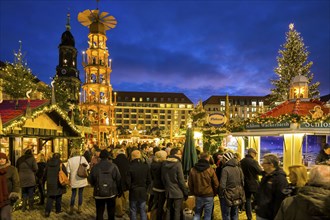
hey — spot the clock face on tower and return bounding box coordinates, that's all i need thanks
[61,69,67,75]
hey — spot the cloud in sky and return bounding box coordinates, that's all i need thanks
[0,0,329,104]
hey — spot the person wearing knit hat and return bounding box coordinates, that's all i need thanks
[0,152,8,161]
[219,150,245,220]
[223,152,235,162]
[88,148,121,220]
[0,152,20,219]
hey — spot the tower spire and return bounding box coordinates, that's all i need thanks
[66,12,71,31]
[96,0,99,9]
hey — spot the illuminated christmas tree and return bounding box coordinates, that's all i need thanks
[269,23,320,105]
[0,41,38,103]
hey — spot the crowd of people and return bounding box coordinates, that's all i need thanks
[0,141,329,220]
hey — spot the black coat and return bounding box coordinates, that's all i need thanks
[45,158,67,196]
[89,159,121,198]
[113,154,130,191]
[150,161,164,190]
[127,159,151,202]
[315,150,330,165]
[256,168,288,220]
[240,154,262,193]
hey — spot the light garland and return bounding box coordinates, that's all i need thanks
[3,104,82,136]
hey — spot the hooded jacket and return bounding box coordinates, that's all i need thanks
[256,168,288,220]
[188,159,219,197]
[161,156,188,199]
[275,185,330,220]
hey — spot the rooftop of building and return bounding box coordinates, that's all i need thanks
[115,91,193,104]
[203,94,270,106]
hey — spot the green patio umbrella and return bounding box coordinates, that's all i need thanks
[182,127,198,178]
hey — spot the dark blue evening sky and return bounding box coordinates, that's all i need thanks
[0,0,329,104]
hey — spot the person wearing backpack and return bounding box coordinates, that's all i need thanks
[89,149,121,220]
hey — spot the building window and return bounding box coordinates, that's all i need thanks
[252,101,257,106]
[220,101,225,106]
[139,97,143,102]
[132,97,136,101]
[179,104,185,108]
[146,97,150,101]
[154,97,157,101]
[166,104,171,108]
[153,110,158,113]
[124,109,129,112]
[138,109,144,113]
[259,101,264,107]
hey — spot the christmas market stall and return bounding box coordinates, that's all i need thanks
[0,99,82,165]
[229,76,330,173]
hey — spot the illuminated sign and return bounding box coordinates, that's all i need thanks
[246,122,290,129]
[208,113,227,127]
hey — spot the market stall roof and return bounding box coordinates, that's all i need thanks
[0,99,82,137]
[0,100,49,124]
[261,99,330,117]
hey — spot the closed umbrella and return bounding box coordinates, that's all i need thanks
[182,127,198,178]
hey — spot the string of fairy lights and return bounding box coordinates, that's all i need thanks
[2,104,83,137]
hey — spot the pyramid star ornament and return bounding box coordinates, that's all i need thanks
[289,23,294,30]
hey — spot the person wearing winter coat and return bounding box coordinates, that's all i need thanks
[127,150,151,220]
[0,152,20,220]
[67,148,89,214]
[44,153,67,217]
[240,148,262,220]
[256,153,288,220]
[112,148,130,218]
[161,148,188,220]
[315,143,330,165]
[150,150,167,220]
[188,152,219,220]
[16,148,38,211]
[219,152,245,220]
[275,165,330,220]
[89,149,121,220]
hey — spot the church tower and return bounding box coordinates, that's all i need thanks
[55,13,81,108]
[78,8,117,147]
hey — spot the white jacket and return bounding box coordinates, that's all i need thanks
[67,155,90,188]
